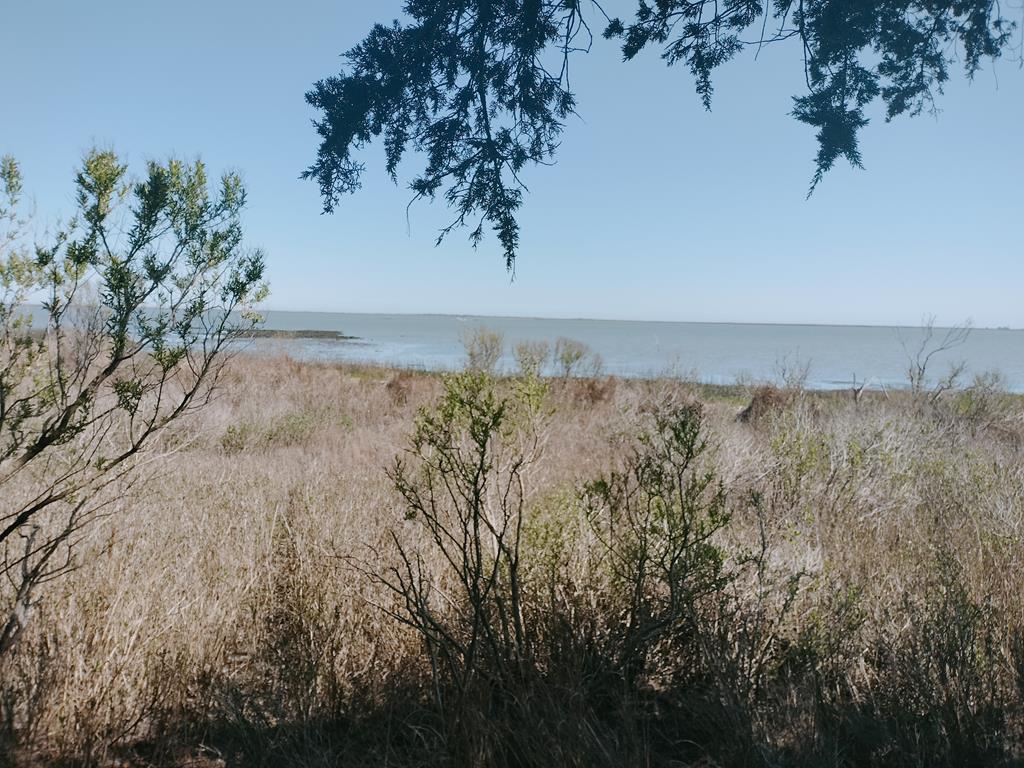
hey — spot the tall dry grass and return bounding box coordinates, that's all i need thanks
[1,355,1023,767]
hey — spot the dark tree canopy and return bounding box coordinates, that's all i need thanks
[304,0,1016,269]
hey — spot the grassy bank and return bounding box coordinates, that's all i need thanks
[2,354,1024,767]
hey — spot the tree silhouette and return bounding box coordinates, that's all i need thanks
[304,0,1015,269]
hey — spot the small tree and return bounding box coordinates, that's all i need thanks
[513,339,550,377]
[582,400,730,686]
[0,150,266,655]
[553,337,586,379]
[378,371,548,736]
[898,315,972,401]
[460,326,504,374]
[553,336,607,380]
[773,351,812,392]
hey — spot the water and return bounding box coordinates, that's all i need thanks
[249,311,1024,392]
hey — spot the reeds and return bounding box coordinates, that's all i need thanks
[2,354,1022,767]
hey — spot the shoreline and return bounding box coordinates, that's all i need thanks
[231,351,1024,400]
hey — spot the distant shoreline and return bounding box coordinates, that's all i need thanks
[258,308,1020,333]
[249,329,358,341]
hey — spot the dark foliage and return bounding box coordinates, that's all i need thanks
[305,0,1015,268]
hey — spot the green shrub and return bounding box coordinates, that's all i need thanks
[582,400,730,685]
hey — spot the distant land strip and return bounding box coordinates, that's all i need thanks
[249,329,358,341]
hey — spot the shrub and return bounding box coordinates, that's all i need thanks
[220,409,333,453]
[460,326,504,373]
[378,371,547,749]
[513,339,550,377]
[737,385,793,424]
[385,370,416,405]
[953,370,1013,431]
[553,337,588,378]
[899,315,972,402]
[583,400,730,687]
[773,351,812,391]
[0,150,265,658]
[575,374,617,405]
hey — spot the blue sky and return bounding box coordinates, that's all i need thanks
[3,1,1022,326]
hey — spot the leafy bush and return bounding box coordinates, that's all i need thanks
[379,372,547,746]
[0,150,265,657]
[583,400,730,687]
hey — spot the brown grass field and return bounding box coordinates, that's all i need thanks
[3,353,1024,767]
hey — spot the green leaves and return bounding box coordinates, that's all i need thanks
[583,399,731,683]
[113,378,144,414]
[607,0,1013,195]
[0,156,22,210]
[1,147,267,541]
[59,151,266,364]
[412,370,507,457]
[0,148,268,617]
[76,150,128,235]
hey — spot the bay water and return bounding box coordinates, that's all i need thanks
[252,311,1024,392]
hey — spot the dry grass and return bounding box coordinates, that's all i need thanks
[2,353,1024,767]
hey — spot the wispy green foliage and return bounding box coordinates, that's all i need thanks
[0,149,266,656]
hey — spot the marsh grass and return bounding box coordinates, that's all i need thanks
[2,354,1024,766]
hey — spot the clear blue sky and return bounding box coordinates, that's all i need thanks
[3,1,1022,326]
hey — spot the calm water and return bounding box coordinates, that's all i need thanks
[248,311,1024,392]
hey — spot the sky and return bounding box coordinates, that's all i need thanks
[2,1,1022,327]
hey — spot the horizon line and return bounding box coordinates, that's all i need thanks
[259,307,1016,333]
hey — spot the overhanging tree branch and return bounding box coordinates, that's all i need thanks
[305,0,1015,267]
